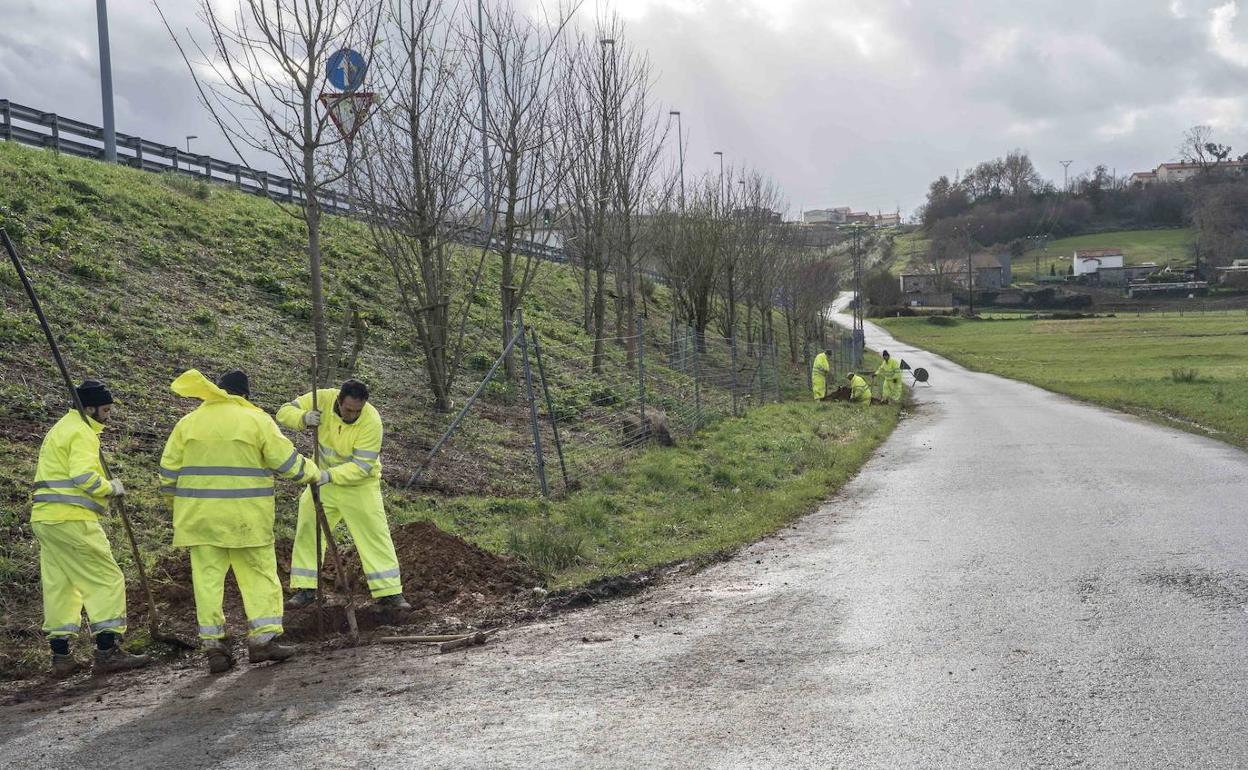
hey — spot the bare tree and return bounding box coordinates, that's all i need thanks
[1180,125,1217,172]
[161,0,381,379]
[655,176,721,350]
[354,0,483,412]
[473,0,579,379]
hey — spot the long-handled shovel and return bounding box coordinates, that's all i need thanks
[2,228,193,650]
[309,357,359,645]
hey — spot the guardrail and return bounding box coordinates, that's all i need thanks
[0,98,568,263]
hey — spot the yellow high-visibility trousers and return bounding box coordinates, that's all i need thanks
[33,520,128,638]
[882,376,904,402]
[289,483,402,598]
[189,544,284,640]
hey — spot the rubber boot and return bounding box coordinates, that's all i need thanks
[284,589,316,610]
[94,647,152,675]
[376,594,412,610]
[204,640,234,675]
[248,637,296,665]
[51,653,86,678]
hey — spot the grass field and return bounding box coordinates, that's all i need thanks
[878,314,1248,445]
[1016,228,1194,281]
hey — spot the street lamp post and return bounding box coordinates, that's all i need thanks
[668,110,685,211]
[95,0,117,162]
[713,150,724,211]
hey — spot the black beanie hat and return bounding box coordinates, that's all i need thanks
[216,369,251,398]
[76,380,114,408]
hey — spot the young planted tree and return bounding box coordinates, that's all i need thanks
[354,0,483,412]
[162,0,381,380]
[656,176,721,351]
[473,0,579,380]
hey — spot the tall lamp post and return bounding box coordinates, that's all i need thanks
[713,150,724,210]
[96,0,117,162]
[668,110,685,211]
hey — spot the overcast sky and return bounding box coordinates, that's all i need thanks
[4,0,1248,218]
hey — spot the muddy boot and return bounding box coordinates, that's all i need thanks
[203,640,234,675]
[248,637,296,665]
[375,594,412,610]
[51,653,86,679]
[284,589,316,610]
[93,647,152,675]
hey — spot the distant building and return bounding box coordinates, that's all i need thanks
[874,212,901,228]
[802,207,850,225]
[845,211,874,225]
[1072,248,1125,277]
[1127,161,1248,187]
[899,253,1012,293]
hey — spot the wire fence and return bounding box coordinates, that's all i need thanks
[402,312,840,498]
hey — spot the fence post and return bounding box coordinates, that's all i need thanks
[531,329,569,492]
[803,338,812,393]
[517,310,549,498]
[693,327,702,430]
[1,100,10,142]
[132,137,143,168]
[233,165,242,189]
[730,332,740,417]
[637,316,647,425]
[48,113,60,154]
[769,330,782,403]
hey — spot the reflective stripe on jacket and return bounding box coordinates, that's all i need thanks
[277,388,383,486]
[875,357,903,381]
[31,411,117,522]
[162,370,319,548]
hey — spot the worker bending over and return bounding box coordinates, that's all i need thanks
[874,350,904,404]
[811,348,832,401]
[280,380,410,610]
[847,371,872,405]
[31,379,151,677]
[161,370,320,674]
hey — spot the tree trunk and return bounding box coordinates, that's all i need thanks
[591,266,607,373]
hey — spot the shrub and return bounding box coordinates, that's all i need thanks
[927,315,959,327]
[1170,368,1200,383]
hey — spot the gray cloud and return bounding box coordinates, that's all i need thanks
[3,0,1248,216]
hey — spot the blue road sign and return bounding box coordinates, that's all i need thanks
[326,48,367,92]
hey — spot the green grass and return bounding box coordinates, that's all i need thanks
[387,399,899,589]
[890,231,931,275]
[1015,228,1194,281]
[879,314,1248,445]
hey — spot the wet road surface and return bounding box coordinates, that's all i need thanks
[4,317,1248,768]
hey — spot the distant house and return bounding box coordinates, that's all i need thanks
[874,212,901,228]
[899,253,1012,293]
[845,211,874,225]
[1127,161,1248,187]
[1215,259,1248,288]
[1072,248,1124,277]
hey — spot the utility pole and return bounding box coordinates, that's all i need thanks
[668,111,685,211]
[96,0,117,162]
[475,0,494,238]
[851,224,865,368]
[1060,160,1073,193]
[713,150,725,210]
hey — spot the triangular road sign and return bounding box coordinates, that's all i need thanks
[319,91,374,143]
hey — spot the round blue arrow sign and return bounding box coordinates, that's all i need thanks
[326,48,367,92]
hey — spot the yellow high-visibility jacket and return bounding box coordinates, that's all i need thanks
[160,370,319,548]
[848,374,872,404]
[875,357,902,381]
[277,388,383,487]
[31,410,118,522]
[811,352,831,401]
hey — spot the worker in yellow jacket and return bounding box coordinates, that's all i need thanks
[279,380,409,610]
[160,369,320,674]
[811,349,832,401]
[874,350,904,403]
[847,372,872,405]
[31,379,151,677]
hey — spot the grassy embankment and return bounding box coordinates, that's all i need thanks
[879,314,1248,445]
[0,141,899,674]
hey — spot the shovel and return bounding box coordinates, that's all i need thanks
[3,228,194,650]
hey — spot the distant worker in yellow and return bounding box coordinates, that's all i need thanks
[874,350,904,404]
[279,380,410,610]
[847,371,872,405]
[811,348,832,400]
[31,379,151,677]
[160,369,320,674]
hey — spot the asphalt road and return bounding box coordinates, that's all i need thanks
[5,316,1248,768]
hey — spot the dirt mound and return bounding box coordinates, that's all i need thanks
[135,521,544,643]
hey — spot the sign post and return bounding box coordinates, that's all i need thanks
[321,48,372,213]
